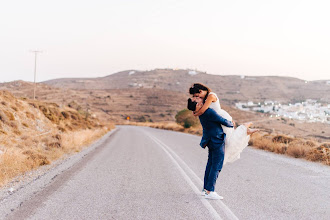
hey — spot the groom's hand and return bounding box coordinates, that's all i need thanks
[232,120,236,128]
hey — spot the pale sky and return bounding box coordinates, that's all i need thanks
[0,0,329,82]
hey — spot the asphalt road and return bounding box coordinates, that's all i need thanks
[2,126,330,219]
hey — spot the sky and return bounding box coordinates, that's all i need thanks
[0,0,329,82]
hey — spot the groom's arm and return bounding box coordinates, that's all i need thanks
[205,109,234,127]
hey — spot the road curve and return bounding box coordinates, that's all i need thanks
[2,126,330,219]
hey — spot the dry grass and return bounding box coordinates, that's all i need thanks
[0,90,115,187]
[0,128,111,187]
[127,121,202,135]
[249,133,329,165]
[61,128,111,154]
[131,121,329,166]
[0,149,35,186]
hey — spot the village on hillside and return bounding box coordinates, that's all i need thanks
[236,99,330,124]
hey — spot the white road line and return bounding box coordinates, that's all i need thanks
[146,132,239,220]
[146,133,222,220]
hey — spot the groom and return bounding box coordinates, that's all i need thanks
[187,97,233,200]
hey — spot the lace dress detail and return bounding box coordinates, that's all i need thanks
[208,92,249,165]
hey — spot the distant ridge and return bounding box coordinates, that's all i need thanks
[43,69,330,103]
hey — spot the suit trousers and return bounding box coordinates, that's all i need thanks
[203,141,225,192]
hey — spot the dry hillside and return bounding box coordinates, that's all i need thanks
[0,90,113,186]
[0,80,329,142]
[0,81,188,122]
[44,69,330,104]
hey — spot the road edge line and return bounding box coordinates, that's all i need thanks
[146,132,222,220]
[147,132,239,220]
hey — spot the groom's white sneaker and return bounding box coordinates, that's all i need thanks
[201,189,206,196]
[205,192,224,200]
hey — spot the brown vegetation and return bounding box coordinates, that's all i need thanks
[249,133,329,165]
[0,90,114,187]
[0,74,328,174]
[128,121,202,136]
[175,109,200,128]
[131,121,329,166]
[0,80,329,144]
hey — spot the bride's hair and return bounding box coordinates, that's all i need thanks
[189,83,211,102]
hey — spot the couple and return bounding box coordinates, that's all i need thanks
[187,83,258,200]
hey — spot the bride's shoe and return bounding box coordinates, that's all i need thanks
[243,122,253,128]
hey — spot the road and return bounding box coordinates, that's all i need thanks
[2,126,330,219]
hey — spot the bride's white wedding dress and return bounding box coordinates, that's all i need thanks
[208,92,250,165]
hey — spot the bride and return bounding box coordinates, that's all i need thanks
[189,83,258,164]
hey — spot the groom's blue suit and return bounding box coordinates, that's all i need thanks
[198,108,233,192]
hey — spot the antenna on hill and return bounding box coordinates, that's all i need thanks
[30,50,42,100]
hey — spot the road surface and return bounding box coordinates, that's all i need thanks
[1,126,330,219]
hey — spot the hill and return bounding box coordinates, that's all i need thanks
[0,81,188,122]
[1,80,329,142]
[43,69,330,104]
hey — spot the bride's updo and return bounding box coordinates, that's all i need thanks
[189,83,211,102]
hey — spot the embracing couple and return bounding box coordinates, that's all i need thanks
[187,83,258,200]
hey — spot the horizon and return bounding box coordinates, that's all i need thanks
[2,68,330,83]
[1,0,330,82]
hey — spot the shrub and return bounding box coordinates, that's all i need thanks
[175,109,199,128]
[305,140,317,147]
[137,116,147,122]
[23,150,50,166]
[25,111,35,119]
[13,129,21,135]
[272,135,294,144]
[61,111,70,119]
[306,144,329,165]
[286,145,307,158]
[67,101,83,111]
[0,111,8,123]
[5,111,15,121]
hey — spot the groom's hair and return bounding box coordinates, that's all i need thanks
[187,98,197,111]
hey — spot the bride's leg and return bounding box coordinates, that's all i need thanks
[247,128,259,135]
[243,122,259,135]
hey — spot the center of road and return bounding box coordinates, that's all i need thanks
[145,131,239,220]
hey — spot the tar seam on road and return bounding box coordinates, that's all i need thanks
[145,131,239,220]
[5,129,120,220]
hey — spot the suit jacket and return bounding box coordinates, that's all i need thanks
[199,108,234,148]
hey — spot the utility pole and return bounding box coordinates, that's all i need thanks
[30,50,42,100]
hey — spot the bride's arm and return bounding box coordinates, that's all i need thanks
[193,94,217,116]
